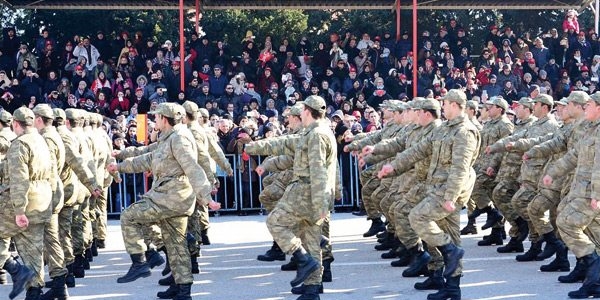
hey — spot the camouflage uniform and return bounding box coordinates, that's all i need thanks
[116,103,212,286]
[0,113,16,160]
[245,101,337,287]
[0,108,53,291]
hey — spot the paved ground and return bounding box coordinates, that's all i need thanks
[1,212,579,299]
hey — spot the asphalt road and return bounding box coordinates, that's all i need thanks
[0,212,579,299]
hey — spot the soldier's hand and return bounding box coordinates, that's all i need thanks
[378,164,394,179]
[114,177,122,184]
[15,214,29,228]
[255,166,265,176]
[362,146,374,156]
[107,162,118,173]
[344,134,354,143]
[486,167,496,177]
[343,145,351,153]
[208,200,221,211]
[351,150,358,157]
[506,142,515,150]
[485,146,492,155]
[358,158,366,168]
[542,175,553,186]
[522,153,529,161]
[227,169,234,177]
[111,150,121,157]
[92,188,102,198]
[443,200,456,212]
[592,199,600,210]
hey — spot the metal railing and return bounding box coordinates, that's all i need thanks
[107,153,363,216]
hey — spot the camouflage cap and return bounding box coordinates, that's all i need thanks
[285,103,304,116]
[65,108,84,120]
[53,108,66,120]
[386,100,407,112]
[517,97,534,109]
[95,113,105,124]
[419,99,442,111]
[440,89,467,106]
[32,103,55,119]
[198,108,210,118]
[533,94,554,107]
[407,100,420,110]
[13,107,35,125]
[567,91,590,105]
[488,96,509,110]
[81,110,91,122]
[301,95,327,113]
[590,92,600,104]
[182,100,199,115]
[149,103,185,120]
[555,97,569,106]
[0,110,13,123]
[379,99,390,109]
[466,100,479,111]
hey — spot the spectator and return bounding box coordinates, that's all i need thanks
[73,36,101,71]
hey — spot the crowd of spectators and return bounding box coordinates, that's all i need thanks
[0,9,595,155]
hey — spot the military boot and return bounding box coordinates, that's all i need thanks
[65,264,75,288]
[477,227,504,246]
[157,283,179,299]
[460,217,477,235]
[480,206,503,230]
[24,286,42,300]
[117,253,151,283]
[514,217,529,242]
[497,237,524,253]
[72,255,85,278]
[427,275,461,300]
[160,247,171,276]
[158,274,174,286]
[322,258,333,282]
[391,249,412,267]
[257,241,286,261]
[40,275,69,300]
[173,283,192,300]
[290,247,319,287]
[96,239,106,249]
[85,248,93,263]
[560,258,587,283]
[295,284,321,300]
[516,241,543,262]
[414,268,444,290]
[537,231,565,261]
[402,247,431,277]
[438,243,465,277]
[0,269,6,284]
[3,256,35,299]
[382,242,405,259]
[291,283,324,295]
[281,257,298,271]
[200,229,211,245]
[540,246,570,272]
[374,236,400,251]
[568,252,600,299]
[376,231,389,240]
[145,248,165,269]
[191,254,199,274]
[91,238,99,257]
[363,217,386,237]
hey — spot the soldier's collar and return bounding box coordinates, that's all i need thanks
[446,114,467,126]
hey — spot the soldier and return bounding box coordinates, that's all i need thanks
[0,107,53,299]
[466,100,483,131]
[107,103,217,300]
[466,96,513,244]
[544,92,600,299]
[378,89,481,299]
[245,95,337,300]
[0,110,15,285]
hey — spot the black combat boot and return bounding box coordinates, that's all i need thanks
[414,268,444,290]
[427,275,461,300]
[537,231,566,261]
[568,252,600,299]
[374,236,400,251]
[85,248,93,263]
[24,286,42,300]
[391,250,412,267]
[257,241,286,261]
[363,217,386,237]
[0,269,6,284]
[438,243,465,277]
[516,241,543,262]
[382,242,406,259]
[200,229,211,245]
[281,257,298,271]
[191,254,199,274]
[540,245,570,272]
[117,253,151,283]
[460,217,477,235]
[497,237,524,253]
[376,231,389,240]
[72,255,85,278]
[477,227,504,246]
[3,256,35,299]
[96,239,106,249]
[173,283,192,300]
[290,247,319,287]
[40,275,69,300]
[158,274,174,286]
[480,206,503,230]
[65,264,75,288]
[160,247,171,276]
[560,258,587,283]
[322,258,333,282]
[295,284,321,300]
[145,248,165,269]
[157,283,179,299]
[514,217,529,242]
[402,246,432,277]
[91,238,98,257]
[291,283,324,295]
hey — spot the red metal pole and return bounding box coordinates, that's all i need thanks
[395,0,401,41]
[195,0,200,34]
[412,0,418,98]
[179,0,186,92]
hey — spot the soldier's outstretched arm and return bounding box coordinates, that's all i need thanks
[261,155,294,173]
[521,133,564,158]
[116,143,158,160]
[245,134,301,156]
[510,132,555,152]
[118,152,153,175]
[545,146,578,179]
[389,135,433,176]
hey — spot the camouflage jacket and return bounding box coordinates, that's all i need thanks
[189,121,216,185]
[470,115,483,131]
[474,114,514,174]
[364,123,417,165]
[56,125,99,195]
[245,119,337,222]
[386,114,481,204]
[1,128,53,223]
[117,124,212,216]
[93,127,119,187]
[0,127,16,160]
[549,119,600,200]
[202,124,234,175]
[494,115,537,182]
[71,127,98,190]
[40,126,66,212]
[346,122,404,152]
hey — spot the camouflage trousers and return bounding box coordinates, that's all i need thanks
[408,169,475,278]
[371,177,394,227]
[321,215,333,261]
[528,187,561,237]
[493,180,520,238]
[72,186,93,256]
[44,213,67,278]
[381,170,416,234]
[187,201,210,245]
[471,172,496,210]
[58,179,80,265]
[259,175,286,213]
[92,188,109,241]
[360,167,382,220]
[0,218,46,289]
[511,183,541,242]
[557,196,600,258]
[121,199,193,284]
